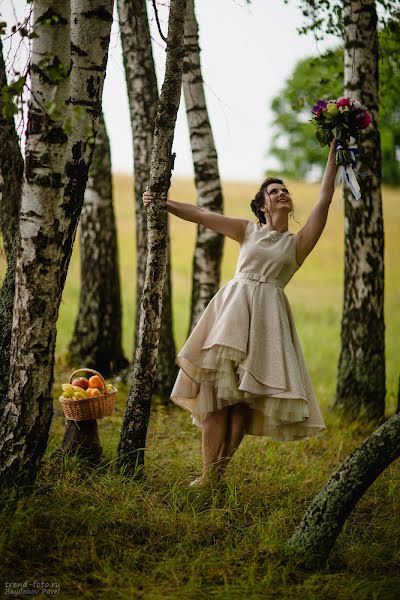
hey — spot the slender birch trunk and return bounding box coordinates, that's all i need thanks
[0,0,113,490]
[334,0,385,421]
[117,0,187,475]
[0,0,71,489]
[287,412,400,564]
[117,0,177,399]
[0,38,24,260]
[0,39,24,403]
[59,0,114,289]
[183,0,224,334]
[68,112,127,376]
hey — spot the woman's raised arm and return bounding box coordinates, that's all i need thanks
[296,139,338,265]
[143,192,248,243]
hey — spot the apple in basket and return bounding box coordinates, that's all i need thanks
[71,377,89,390]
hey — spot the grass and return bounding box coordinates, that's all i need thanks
[0,176,400,598]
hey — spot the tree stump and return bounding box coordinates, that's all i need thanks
[59,419,102,463]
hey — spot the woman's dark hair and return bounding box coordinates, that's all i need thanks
[250,177,285,225]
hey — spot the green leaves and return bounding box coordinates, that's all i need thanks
[1,76,26,118]
[37,54,69,83]
[268,26,400,184]
[293,0,398,39]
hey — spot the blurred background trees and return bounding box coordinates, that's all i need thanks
[269,22,400,185]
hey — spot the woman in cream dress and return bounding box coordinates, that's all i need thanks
[143,140,337,487]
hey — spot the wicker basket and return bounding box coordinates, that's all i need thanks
[59,368,117,421]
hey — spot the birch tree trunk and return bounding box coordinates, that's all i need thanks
[117,0,177,399]
[59,0,114,289]
[183,0,224,334]
[68,112,127,376]
[0,38,24,260]
[0,39,24,404]
[117,0,187,475]
[334,0,385,421]
[0,0,113,490]
[287,412,400,565]
[0,0,71,489]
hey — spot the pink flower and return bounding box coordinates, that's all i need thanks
[337,97,351,107]
[356,109,371,128]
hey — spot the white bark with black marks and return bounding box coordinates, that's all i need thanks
[117,0,187,474]
[68,112,127,375]
[117,0,177,398]
[335,0,385,421]
[0,0,114,490]
[183,0,224,334]
[288,412,400,564]
[0,0,71,488]
[60,0,114,287]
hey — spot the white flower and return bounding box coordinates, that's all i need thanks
[350,98,361,108]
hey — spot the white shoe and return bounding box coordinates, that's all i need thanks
[189,472,220,488]
[189,475,208,488]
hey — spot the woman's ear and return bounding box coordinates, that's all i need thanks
[261,194,269,214]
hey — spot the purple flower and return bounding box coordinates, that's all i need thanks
[312,99,328,117]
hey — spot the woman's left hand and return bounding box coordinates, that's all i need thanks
[143,190,152,207]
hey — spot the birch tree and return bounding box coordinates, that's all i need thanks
[0,0,113,490]
[68,112,127,376]
[183,0,224,334]
[117,0,187,475]
[334,0,385,421]
[287,412,400,564]
[117,0,177,399]
[0,0,72,489]
[59,0,113,289]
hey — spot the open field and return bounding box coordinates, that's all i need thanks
[1,176,399,599]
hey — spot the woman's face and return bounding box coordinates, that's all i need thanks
[262,183,293,218]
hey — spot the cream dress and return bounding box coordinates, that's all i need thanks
[170,221,326,441]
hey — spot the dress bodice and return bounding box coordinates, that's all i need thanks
[235,221,300,288]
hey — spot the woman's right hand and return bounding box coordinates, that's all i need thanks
[142,190,152,207]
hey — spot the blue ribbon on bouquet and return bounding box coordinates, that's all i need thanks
[334,142,361,206]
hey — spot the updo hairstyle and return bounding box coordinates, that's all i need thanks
[250,177,285,225]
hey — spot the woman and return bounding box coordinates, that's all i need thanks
[143,139,338,487]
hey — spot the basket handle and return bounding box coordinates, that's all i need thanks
[69,368,106,393]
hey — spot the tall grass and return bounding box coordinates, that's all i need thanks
[0,177,399,598]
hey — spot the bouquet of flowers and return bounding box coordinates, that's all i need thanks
[311,97,372,200]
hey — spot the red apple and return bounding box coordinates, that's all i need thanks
[72,377,89,390]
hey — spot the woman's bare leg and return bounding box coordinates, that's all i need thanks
[217,402,250,476]
[201,406,229,478]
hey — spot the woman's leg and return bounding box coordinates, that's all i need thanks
[217,402,250,476]
[200,406,229,479]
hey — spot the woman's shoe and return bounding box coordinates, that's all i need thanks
[189,475,208,488]
[189,470,220,488]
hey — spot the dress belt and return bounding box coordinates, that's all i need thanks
[234,272,285,289]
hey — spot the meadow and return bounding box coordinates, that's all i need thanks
[0,176,399,599]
